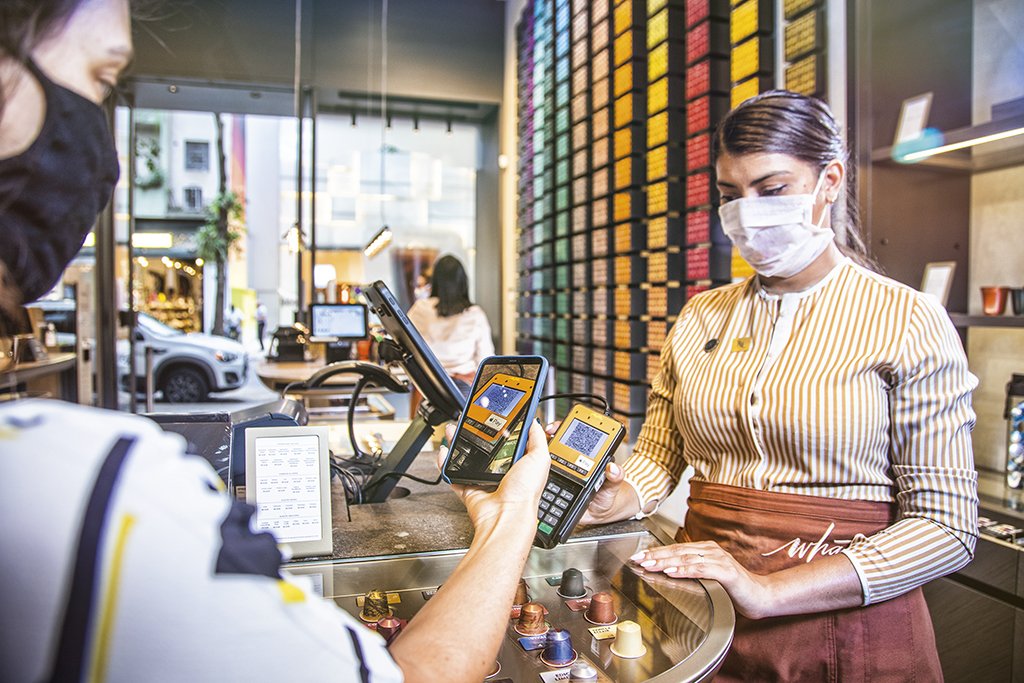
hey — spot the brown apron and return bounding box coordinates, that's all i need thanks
[678,481,943,682]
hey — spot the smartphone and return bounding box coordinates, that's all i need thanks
[535,404,625,549]
[442,355,549,487]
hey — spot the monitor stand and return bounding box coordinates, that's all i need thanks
[361,400,448,503]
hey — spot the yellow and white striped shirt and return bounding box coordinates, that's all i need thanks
[624,258,979,604]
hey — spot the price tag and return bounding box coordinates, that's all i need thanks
[565,597,591,612]
[588,625,617,640]
[518,635,548,651]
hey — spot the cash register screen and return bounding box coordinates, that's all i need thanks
[309,303,367,341]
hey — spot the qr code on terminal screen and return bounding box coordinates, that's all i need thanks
[564,422,602,457]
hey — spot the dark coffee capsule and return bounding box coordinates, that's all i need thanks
[513,578,530,606]
[360,589,390,622]
[557,568,587,598]
[541,628,577,667]
[376,615,403,643]
[584,590,617,625]
[515,601,549,635]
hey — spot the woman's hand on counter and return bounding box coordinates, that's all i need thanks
[629,541,864,620]
[438,422,551,532]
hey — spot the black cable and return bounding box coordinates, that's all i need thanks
[363,469,443,495]
[538,392,611,415]
[347,377,371,461]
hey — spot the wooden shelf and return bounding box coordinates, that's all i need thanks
[948,313,1024,328]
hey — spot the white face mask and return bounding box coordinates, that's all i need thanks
[718,169,834,279]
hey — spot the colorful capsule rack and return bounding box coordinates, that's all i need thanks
[516,0,813,427]
[782,0,825,97]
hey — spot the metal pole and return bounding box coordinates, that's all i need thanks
[145,345,155,413]
[310,87,318,299]
[94,100,120,410]
[293,0,305,321]
[126,99,138,413]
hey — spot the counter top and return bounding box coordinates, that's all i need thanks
[290,445,645,564]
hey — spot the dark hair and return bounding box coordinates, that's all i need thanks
[0,0,83,61]
[714,90,875,270]
[431,255,473,318]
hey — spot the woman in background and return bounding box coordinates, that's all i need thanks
[408,254,494,402]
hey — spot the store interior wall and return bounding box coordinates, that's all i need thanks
[500,0,527,355]
[476,112,502,351]
[967,0,1024,473]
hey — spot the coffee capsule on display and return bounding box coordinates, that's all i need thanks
[568,659,599,681]
[513,578,530,606]
[515,601,549,636]
[610,619,647,659]
[557,567,587,599]
[584,590,617,625]
[359,589,391,622]
[376,615,403,643]
[540,628,577,667]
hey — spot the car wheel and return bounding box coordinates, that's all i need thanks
[161,367,209,403]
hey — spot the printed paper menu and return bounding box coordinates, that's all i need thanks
[252,433,323,543]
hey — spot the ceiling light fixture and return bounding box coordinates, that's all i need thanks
[364,226,393,258]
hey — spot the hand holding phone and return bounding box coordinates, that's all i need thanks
[442,356,549,487]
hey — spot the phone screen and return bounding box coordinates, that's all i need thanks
[550,418,610,483]
[446,361,543,479]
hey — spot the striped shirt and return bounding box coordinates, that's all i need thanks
[623,258,979,605]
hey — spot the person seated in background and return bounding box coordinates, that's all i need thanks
[407,255,494,411]
[0,3,551,682]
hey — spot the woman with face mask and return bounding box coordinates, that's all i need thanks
[581,91,977,679]
[0,3,552,682]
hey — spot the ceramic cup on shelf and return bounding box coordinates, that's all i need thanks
[981,286,1009,316]
[1010,288,1024,316]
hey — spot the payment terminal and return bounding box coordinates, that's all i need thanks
[536,404,626,549]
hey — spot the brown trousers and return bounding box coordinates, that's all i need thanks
[678,481,943,682]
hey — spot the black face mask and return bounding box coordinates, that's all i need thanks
[0,60,120,303]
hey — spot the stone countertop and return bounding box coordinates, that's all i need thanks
[290,448,646,565]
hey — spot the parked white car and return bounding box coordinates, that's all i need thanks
[119,313,248,403]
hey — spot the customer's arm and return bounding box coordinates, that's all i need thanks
[389,423,550,683]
